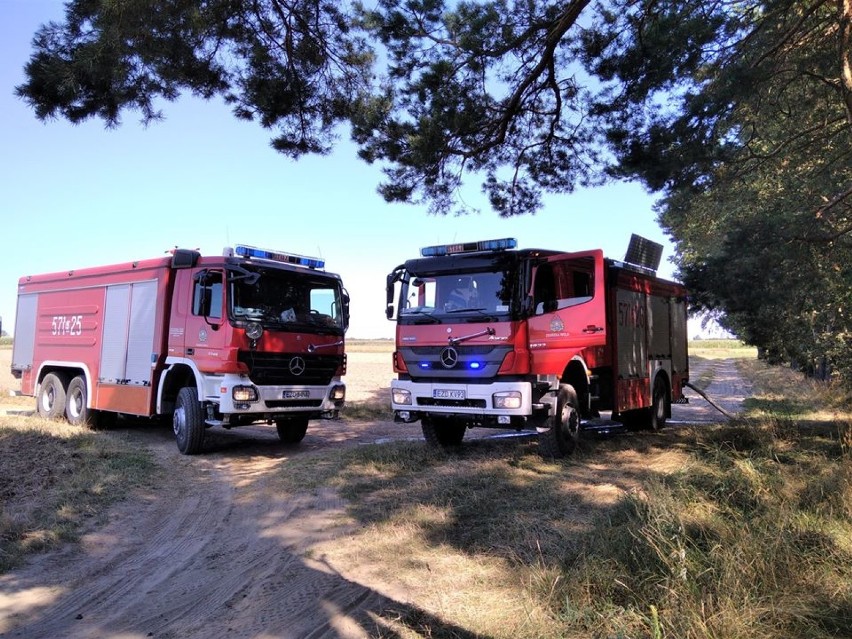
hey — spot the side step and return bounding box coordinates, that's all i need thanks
[580,418,627,435]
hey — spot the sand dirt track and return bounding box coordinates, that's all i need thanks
[0,352,749,638]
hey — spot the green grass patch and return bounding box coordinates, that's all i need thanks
[0,415,157,573]
[690,338,757,360]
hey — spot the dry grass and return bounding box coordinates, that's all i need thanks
[0,414,156,572]
[277,438,610,638]
[273,351,852,639]
[347,339,395,353]
[2,339,849,637]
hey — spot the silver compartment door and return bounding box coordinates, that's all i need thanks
[11,293,38,371]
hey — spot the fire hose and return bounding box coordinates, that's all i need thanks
[683,381,737,420]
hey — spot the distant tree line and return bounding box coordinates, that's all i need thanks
[16,0,852,382]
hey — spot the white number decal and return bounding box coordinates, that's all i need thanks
[51,315,83,336]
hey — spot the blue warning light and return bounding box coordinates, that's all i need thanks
[234,245,325,269]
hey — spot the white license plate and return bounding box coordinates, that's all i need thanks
[433,389,466,400]
[283,390,310,399]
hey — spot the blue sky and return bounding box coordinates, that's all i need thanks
[1,0,679,340]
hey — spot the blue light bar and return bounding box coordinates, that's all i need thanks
[234,244,325,269]
[420,238,517,257]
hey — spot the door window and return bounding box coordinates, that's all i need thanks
[534,256,595,315]
[193,271,223,319]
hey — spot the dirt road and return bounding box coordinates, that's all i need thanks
[672,356,752,424]
[0,352,751,639]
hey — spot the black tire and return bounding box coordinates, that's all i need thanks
[276,417,309,444]
[650,376,668,431]
[421,416,466,447]
[173,387,205,455]
[538,384,580,458]
[37,372,68,419]
[65,375,98,427]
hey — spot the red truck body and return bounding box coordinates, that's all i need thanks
[12,245,349,454]
[386,237,688,456]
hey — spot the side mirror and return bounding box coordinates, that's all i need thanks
[386,273,396,320]
[342,290,351,330]
[199,287,212,317]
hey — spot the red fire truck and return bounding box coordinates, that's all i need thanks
[11,245,349,454]
[386,236,688,457]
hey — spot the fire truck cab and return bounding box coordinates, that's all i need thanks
[386,237,688,457]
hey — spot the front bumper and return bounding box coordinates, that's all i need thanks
[390,379,540,425]
[208,374,345,417]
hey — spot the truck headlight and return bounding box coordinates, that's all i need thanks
[392,388,412,405]
[493,391,522,409]
[330,384,346,401]
[233,385,258,402]
[245,322,263,340]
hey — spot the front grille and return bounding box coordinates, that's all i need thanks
[401,344,512,381]
[417,397,487,409]
[407,345,495,355]
[238,351,341,386]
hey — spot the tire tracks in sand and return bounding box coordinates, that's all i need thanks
[0,442,404,639]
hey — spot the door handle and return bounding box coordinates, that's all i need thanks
[582,325,604,333]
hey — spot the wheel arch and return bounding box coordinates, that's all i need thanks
[158,358,203,415]
[36,362,92,403]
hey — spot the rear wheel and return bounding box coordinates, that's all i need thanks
[422,416,466,447]
[538,384,580,458]
[174,387,205,455]
[37,372,68,419]
[65,375,98,427]
[619,377,669,431]
[650,377,668,431]
[276,417,309,444]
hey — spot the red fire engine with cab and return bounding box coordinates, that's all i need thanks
[386,236,688,456]
[11,245,349,454]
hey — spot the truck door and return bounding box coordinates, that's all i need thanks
[527,250,607,374]
[182,268,228,369]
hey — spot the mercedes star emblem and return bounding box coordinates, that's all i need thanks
[440,347,459,369]
[289,356,307,376]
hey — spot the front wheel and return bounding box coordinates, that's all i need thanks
[37,372,68,419]
[276,417,309,444]
[422,416,466,448]
[174,387,205,455]
[538,384,580,458]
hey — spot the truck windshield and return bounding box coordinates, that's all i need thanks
[399,269,514,321]
[229,266,345,334]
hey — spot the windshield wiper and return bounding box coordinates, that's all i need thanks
[445,307,489,314]
[401,309,441,324]
[448,327,496,346]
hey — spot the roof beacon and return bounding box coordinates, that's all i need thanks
[420,237,517,257]
[234,244,325,270]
